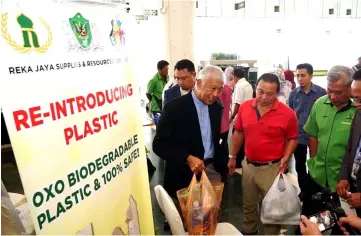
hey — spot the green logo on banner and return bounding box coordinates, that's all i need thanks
[1,12,52,53]
[17,14,40,48]
[69,13,92,49]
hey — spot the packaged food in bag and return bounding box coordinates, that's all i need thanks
[176,171,224,235]
[261,173,301,225]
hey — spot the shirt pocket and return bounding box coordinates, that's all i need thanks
[266,125,283,138]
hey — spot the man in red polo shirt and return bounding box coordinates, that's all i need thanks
[228,73,298,235]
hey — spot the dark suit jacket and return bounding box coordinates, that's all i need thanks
[153,92,229,198]
[163,84,181,107]
[339,110,361,192]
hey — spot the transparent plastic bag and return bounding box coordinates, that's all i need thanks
[261,173,301,225]
[176,171,224,235]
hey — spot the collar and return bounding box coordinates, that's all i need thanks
[324,97,356,111]
[296,83,317,94]
[191,90,207,107]
[180,87,189,94]
[252,98,280,110]
[236,78,246,85]
[157,73,168,81]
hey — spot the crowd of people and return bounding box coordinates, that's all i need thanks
[146,57,361,235]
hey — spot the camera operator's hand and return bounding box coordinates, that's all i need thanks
[337,180,350,198]
[300,215,322,235]
[346,193,361,209]
[187,155,204,174]
[339,214,361,235]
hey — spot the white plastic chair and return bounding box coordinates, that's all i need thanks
[154,185,242,235]
[1,181,34,235]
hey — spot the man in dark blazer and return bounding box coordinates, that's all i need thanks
[337,69,361,216]
[153,65,228,199]
[163,59,196,107]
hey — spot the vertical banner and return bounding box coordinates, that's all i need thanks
[0,0,154,234]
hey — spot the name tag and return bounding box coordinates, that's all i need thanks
[351,162,360,180]
[351,153,361,181]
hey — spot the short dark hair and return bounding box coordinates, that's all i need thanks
[297,63,313,75]
[157,60,169,70]
[233,68,245,78]
[256,73,280,93]
[174,59,195,73]
[353,69,361,81]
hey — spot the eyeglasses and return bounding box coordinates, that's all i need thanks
[351,97,361,103]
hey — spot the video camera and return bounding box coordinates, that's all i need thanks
[310,187,360,235]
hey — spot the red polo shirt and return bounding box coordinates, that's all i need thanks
[234,98,298,162]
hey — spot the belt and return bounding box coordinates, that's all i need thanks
[204,158,214,166]
[246,158,282,167]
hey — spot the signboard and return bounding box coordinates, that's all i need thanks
[0,1,154,234]
[235,1,245,10]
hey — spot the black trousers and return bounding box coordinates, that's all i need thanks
[232,128,245,168]
[294,144,308,193]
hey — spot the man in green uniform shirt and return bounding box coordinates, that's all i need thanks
[147,60,169,115]
[302,65,356,220]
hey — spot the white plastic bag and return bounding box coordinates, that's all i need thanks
[261,173,301,225]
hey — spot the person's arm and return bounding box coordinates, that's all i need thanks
[279,111,298,173]
[308,137,318,158]
[231,104,240,120]
[300,215,322,235]
[230,85,243,120]
[288,91,294,109]
[303,103,319,158]
[230,130,245,158]
[163,89,169,108]
[146,79,155,102]
[339,215,361,233]
[228,105,245,175]
[337,116,356,198]
[146,93,152,102]
[339,117,354,181]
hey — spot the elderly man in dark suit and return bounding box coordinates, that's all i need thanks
[163,59,196,107]
[337,69,361,216]
[153,65,228,199]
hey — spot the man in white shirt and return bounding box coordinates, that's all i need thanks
[230,68,254,168]
[230,69,254,121]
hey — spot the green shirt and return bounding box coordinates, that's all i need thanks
[147,73,168,112]
[304,95,357,191]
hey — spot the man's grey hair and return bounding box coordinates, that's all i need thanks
[327,65,354,87]
[224,66,234,83]
[197,65,225,83]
